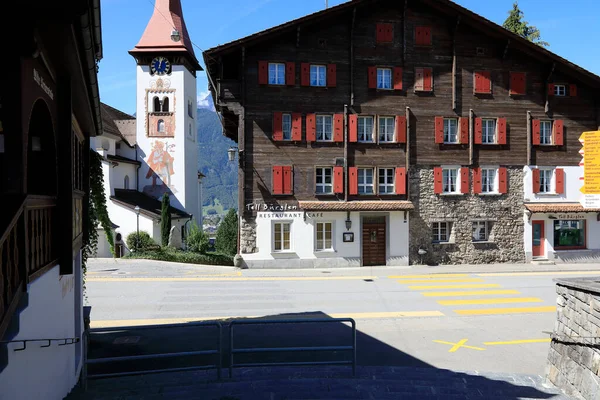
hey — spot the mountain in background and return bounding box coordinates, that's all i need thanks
[197,92,216,112]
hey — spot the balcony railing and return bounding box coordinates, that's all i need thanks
[217,79,241,103]
[0,195,58,339]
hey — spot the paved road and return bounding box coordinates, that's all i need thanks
[85,259,600,376]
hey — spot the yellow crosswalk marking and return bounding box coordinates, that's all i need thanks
[478,271,600,277]
[438,297,542,306]
[421,290,520,297]
[398,278,484,284]
[454,306,556,315]
[409,284,501,290]
[389,274,469,279]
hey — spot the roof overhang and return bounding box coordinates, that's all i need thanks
[524,203,600,213]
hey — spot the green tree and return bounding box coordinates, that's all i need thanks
[161,193,172,247]
[186,221,209,253]
[502,1,549,47]
[215,209,238,256]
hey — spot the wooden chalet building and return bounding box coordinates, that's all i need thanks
[204,0,600,268]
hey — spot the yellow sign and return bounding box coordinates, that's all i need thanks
[580,131,600,205]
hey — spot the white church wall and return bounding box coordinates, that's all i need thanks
[110,163,137,191]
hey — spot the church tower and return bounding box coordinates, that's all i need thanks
[129,0,201,222]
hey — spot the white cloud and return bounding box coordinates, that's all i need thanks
[197,90,210,107]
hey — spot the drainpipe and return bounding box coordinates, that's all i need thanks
[344,104,349,202]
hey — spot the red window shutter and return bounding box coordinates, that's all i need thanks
[460,168,469,194]
[497,118,507,145]
[306,113,316,142]
[570,84,577,97]
[434,117,444,144]
[301,63,310,86]
[334,113,344,142]
[498,167,508,194]
[555,168,565,194]
[474,118,482,144]
[385,24,393,42]
[548,83,555,96]
[554,120,564,146]
[334,166,344,194]
[433,167,443,194]
[291,113,302,141]
[272,166,283,194]
[395,167,406,195]
[532,119,541,145]
[532,169,540,193]
[285,62,295,86]
[395,116,407,143]
[423,68,433,91]
[393,67,403,90]
[349,114,358,143]
[327,64,337,88]
[416,26,431,46]
[283,166,293,194]
[459,117,469,144]
[368,66,377,89]
[376,23,392,43]
[258,61,268,85]
[414,68,424,91]
[510,72,526,95]
[349,167,358,195]
[474,71,491,93]
[273,112,283,141]
[473,168,482,194]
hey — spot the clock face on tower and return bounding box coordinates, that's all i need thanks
[150,56,171,75]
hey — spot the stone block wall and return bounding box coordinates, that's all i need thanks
[408,166,525,265]
[240,217,257,254]
[546,279,600,399]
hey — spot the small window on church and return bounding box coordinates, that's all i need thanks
[153,97,161,112]
[124,175,130,189]
[158,119,165,133]
[162,97,169,112]
[189,123,192,138]
[188,100,193,118]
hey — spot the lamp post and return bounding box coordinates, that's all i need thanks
[134,205,140,252]
[227,146,238,162]
[227,146,241,254]
[197,172,204,227]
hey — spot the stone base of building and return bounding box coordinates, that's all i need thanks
[554,250,600,264]
[242,256,409,269]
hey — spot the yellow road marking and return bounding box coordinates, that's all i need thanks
[184,271,242,277]
[433,339,485,352]
[388,274,469,279]
[454,306,556,315]
[409,284,501,290]
[484,338,551,346]
[422,290,520,297]
[398,278,484,284]
[438,297,542,306]
[478,271,600,277]
[87,276,378,282]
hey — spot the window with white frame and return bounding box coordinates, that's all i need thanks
[554,84,566,96]
[540,121,553,145]
[444,118,458,144]
[379,117,395,143]
[482,119,496,144]
[124,175,130,190]
[315,222,333,251]
[472,221,489,242]
[358,168,374,194]
[442,168,459,194]
[539,169,553,193]
[432,222,451,243]
[316,115,333,141]
[377,68,392,89]
[268,63,285,85]
[310,65,327,87]
[273,222,291,251]
[157,119,165,133]
[282,113,292,140]
[378,168,395,194]
[481,168,497,193]
[358,116,374,142]
[315,167,333,194]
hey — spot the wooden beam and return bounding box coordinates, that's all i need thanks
[545,62,555,115]
[296,26,301,47]
[527,111,532,165]
[406,106,411,198]
[469,109,474,165]
[502,39,510,60]
[403,0,407,64]
[344,104,349,202]
[350,7,356,106]
[452,16,460,111]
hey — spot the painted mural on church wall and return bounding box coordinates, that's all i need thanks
[143,139,177,199]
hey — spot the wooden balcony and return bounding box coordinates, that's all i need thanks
[217,79,241,104]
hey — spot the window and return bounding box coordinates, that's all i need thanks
[162,97,169,112]
[189,123,193,138]
[442,168,459,193]
[432,222,451,243]
[358,116,374,142]
[472,221,489,242]
[378,168,395,194]
[481,168,497,193]
[157,119,165,133]
[539,169,553,193]
[377,68,392,89]
[444,118,458,144]
[482,119,496,144]
[188,100,194,118]
[310,65,327,87]
[316,115,333,141]
[540,121,553,145]
[268,63,285,85]
[273,222,291,251]
[153,97,161,112]
[379,117,395,143]
[282,114,292,140]
[316,167,333,194]
[358,168,374,194]
[316,222,333,251]
[124,175,130,190]
[554,220,585,249]
[554,84,566,97]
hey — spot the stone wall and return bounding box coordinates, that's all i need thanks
[240,217,257,254]
[546,279,600,400]
[408,166,525,265]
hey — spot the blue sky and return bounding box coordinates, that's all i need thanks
[99,0,600,114]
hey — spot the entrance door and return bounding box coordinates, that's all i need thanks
[362,216,386,266]
[532,220,545,258]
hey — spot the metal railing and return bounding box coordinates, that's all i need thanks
[229,318,357,378]
[83,321,223,387]
[0,337,80,351]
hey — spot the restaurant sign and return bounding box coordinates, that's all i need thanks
[551,214,587,220]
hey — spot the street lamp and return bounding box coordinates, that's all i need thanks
[134,205,140,252]
[227,146,238,162]
[197,172,205,227]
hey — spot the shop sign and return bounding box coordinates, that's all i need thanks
[33,68,54,100]
[258,212,324,219]
[246,203,299,211]
[552,214,587,220]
